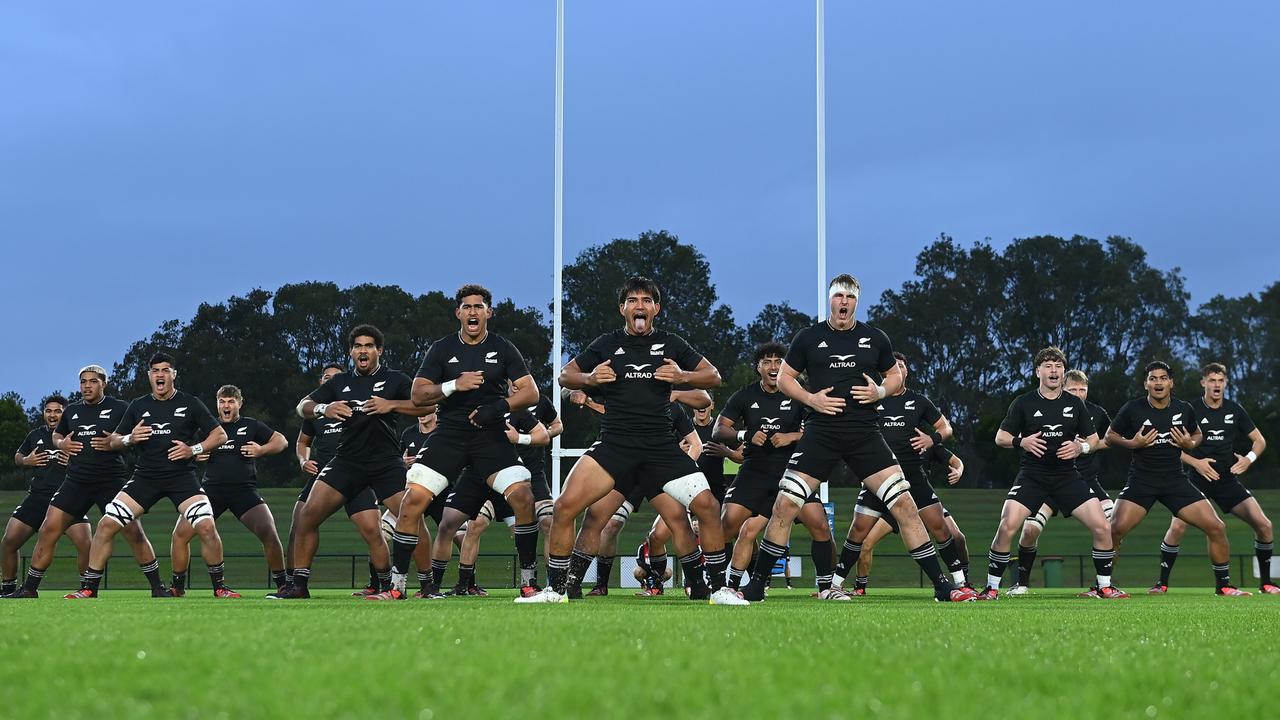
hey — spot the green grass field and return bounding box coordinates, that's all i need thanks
[1,588,1276,718]
[2,488,1279,717]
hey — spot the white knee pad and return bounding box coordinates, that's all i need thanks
[875,471,911,510]
[406,464,449,496]
[478,500,495,523]
[778,471,811,509]
[380,510,397,545]
[104,499,136,527]
[612,500,635,524]
[492,465,531,495]
[183,499,215,528]
[663,472,711,509]
[535,499,554,522]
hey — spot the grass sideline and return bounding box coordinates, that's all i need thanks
[3,488,1277,590]
[0,588,1275,718]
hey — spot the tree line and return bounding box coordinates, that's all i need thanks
[2,230,1276,490]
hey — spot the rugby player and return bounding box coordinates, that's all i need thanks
[1007,369,1112,595]
[272,325,427,599]
[519,276,744,605]
[380,285,541,600]
[1108,361,1248,595]
[1149,363,1273,594]
[168,385,288,596]
[829,351,969,595]
[6,366,166,598]
[740,275,972,602]
[2,396,91,595]
[68,353,230,599]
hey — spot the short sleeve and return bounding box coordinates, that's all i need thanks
[192,398,219,435]
[115,401,140,435]
[300,418,317,439]
[1094,407,1112,437]
[1180,402,1199,433]
[1109,403,1134,437]
[720,389,746,426]
[55,413,71,436]
[253,420,275,444]
[918,397,943,427]
[1235,404,1257,435]
[672,406,694,437]
[415,343,445,382]
[930,444,955,465]
[783,328,810,374]
[998,397,1024,435]
[573,336,607,375]
[512,410,540,434]
[536,395,558,424]
[502,337,531,382]
[18,431,37,455]
[666,334,703,372]
[393,371,413,401]
[309,375,340,404]
[875,329,896,374]
[1074,397,1096,437]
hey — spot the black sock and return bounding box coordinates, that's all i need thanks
[1213,562,1231,590]
[285,567,294,582]
[910,542,953,593]
[21,566,45,592]
[367,561,379,589]
[834,538,862,581]
[938,536,964,580]
[810,538,834,591]
[83,567,104,592]
[1256,540,1273,586]
[649,553,668,583]
[1,579,14,595]
[207,562,226,590]
[1092,547,1115,583]
[704,549,727,591]
[680,549,706,592]
[728,566,745,589]
[430,558,448,586]
[547,554,570,593]
[568,550,593,591]
[458,563,475,588]
[376,567,392,591]
[140,559,164,591]
[987,548,1011,589]
[514,523,539,571]
[292,567,310,590]
[171,570,188,593]
[1159,543,1179,585]
[391,532,418,576]
[418,571,432,591]
[747,539,787,588]
[855,575,868,591]
[1015,544,1037,587]
[271,570,288,589]
[595,555,616,587]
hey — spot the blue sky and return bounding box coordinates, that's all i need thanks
[2,2,1276,405]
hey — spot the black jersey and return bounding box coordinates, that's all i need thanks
[56,396,129,483]
[923,443,956,482]
[116,391,219,479]
[720,382,805,464]
[573,328,704,445]
[691,419,725,487]
[510,394,558,475]
[876,389,943,472]
[999,390,1096,475]
[308,364,414,467]
[400,424,433,460]
[1188,397,1256,469]
[301,416,346,471]
[17,426,67,493]
[783,321,896,433]
[1110,397,1199,478]
[1074,401,1111,480]
[671,403,695,441]
[416,332,530,432]
[203,417,275,486]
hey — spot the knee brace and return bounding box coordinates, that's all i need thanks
[478,500,495,523]
[183,499,214,528]
[104,499,136,527]
[662,473,711,509]
[1026,509,1049,531]
[778,471,811,509]
[406,464,449,496]
[535,499,554,522]
[612,500,635,524]
[380,510,397,545]
[875,471,911,510]
[492,465,531,495]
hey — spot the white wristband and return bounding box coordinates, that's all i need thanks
[190,443,205,456]
[737,430,746,442]
[442,380,457,397]
[1246,451,1258,463]
[1079,441,1091,455]
[121,434,133,447]
[875,384,887,400]
[517,433,532,446]
[313,403,328,417]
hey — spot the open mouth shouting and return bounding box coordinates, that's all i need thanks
[630,310,650,334]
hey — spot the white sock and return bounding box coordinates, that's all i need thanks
[951,570,967,586]
[1096,575,1111,589]
[391,571,407,592]
[831,573,846,588]
[986,574,1001,590]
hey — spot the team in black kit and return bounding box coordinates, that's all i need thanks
[2,277,1273,604]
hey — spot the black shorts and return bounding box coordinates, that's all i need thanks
[1190,472,1252,514]
[12,490,89,529]
[315,458,405,504]
[787,426,898,482]
[416,427,525,487]
[855,487,900,531]
[50,475,126,519]
[1006,471,1094,516]
[724,460,820,518]
[528,471,552,503]
[204,484,267,520]
[445,472,512,521]
[1118,474,1207,515]
[705,475,727,505]
[853,465,941,518]
[1082,473,1111,505]
[298,475,379,517]
[121,472,204,512]
[587,437,702,496]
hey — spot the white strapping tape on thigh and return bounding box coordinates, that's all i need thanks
[104,499,137,527]
[535,499,554,521]
[492,465,531,495]
[407,463,449,495]
[663,472,710,509]
[778,471,811,508]
[612,500,635,523]
[183,498,214,527]
[875,471,911,509]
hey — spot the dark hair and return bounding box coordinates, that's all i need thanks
[1201,362,1227,378]
[617,276,661,305]
[1144,360,1173,378]
[455,284,493,307]
[149,352,176,369]
[1034,346,1066,367]
[348,324,384,349]
[216,384,243,400]
[892,351,908,364]
[753,342,788,365]
[42,394,67,409]
[319,363,344,379]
